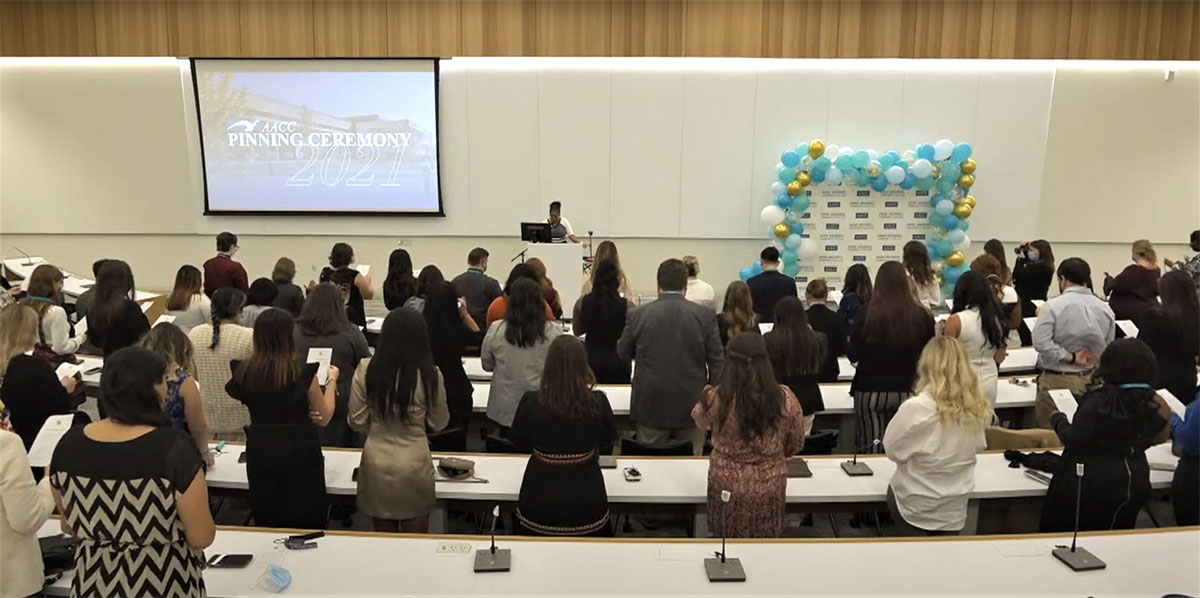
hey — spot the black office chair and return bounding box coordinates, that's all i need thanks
[620,437,693,457]
[800,429,839,456]
[485,434,520,454]
[427,428,468,453]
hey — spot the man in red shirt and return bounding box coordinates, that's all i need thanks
[202,231,249,297]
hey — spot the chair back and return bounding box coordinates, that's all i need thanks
[620,437,693,456]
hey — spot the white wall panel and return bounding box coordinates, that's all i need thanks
[538,68,612,237]
[826,69,905,154]
[465,66,540,236]
[608,70,683,237]
[900,70,979,150]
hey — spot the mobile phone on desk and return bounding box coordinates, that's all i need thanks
[284,531,324,550]
[237,452,247,464]
[598,455,617,469]
[623,467,641,482]
[352,467,360,482]
[1024,469,1051,485]
[207,554,253,568]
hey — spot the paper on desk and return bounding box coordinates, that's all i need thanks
[55,363,81,379]
[74,317,88,337]
[945,299,954,309]
[1147,443,1178,471]
[153,314,176,327]
[1031,299,1045,308]
[1023,317,1038,332]
[306,348,333,385]
[1158,389,1186,417]
[357,264,370,277]
[656,547,709,562]
[28,414,75,467]
[1116,320,1139,338]
[139,301,153,313]
[1048,389,1078,422]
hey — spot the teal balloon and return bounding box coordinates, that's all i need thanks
[778,167,796,183]
[783,261,801,277]
[896,160,909,172]
[937,176,957,193]
[899,172,917,189]
[925,240,939,256]
[952,142,973,162]
[852,150,869,169]
[739,267,754,282]
[836,154,853,170]
[943,162,962,181]
[886,150,901,164]
[793,196,811,213]
[944,267,963,285]
[928,212,945,228]
[843,169,858,185]
[815,156,831,171]
[796,143,809,157]
[958,218,971,232]
[943,214,961,230]
[858,172,872,187]
[781,150,801,168]
[879,154,895,170]
[782,249,798,264]
[785,233,803,250]
[811,168,826,183]
[752,261,764,275]
[789,221,805,235]
[930,192,949,207]
[775,194,793,209]
[937,240,955,258]
[915,176,936,191]
[871,176,888,192]
[917,144,936,161]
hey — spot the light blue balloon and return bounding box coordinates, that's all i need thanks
[899,172,917,190]
[930,192,949,207]
[842,169,858,186]
[793,196,811,213]
[935,199,954,215]
[781,149,801,168]
[937,177,957,193]
[783,261,801,277]
[915,176,936,191]
[871,176,888,192]
[796,143,809,158]
[826,166,844,186]
[952,142,972,162]
[775,194,793,209]
[835,154,853,170]
[789,221,805,235]
[944,267,963,285]
[937,240,955,258]
[852,150,869,169]
[778,167,796,183]
[752,261,764,275]
[815,156,831,171]
[958,218,971,232]
[886,150,901,164]
[782,249,798,264]
[785,233,803,250]
[926,240,940,256]
[917,144,936,161]
[948,229,966,244]
[943,214,961,230]
[879,154,895,170]
[811,168,826,183]
[771,181,785,196]
[739,267,754,282]
[896,160,909,172]
[929,212,945,228]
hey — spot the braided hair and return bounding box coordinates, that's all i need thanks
[209,287,246,349]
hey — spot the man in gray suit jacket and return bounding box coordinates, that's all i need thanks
[618,258,723,454]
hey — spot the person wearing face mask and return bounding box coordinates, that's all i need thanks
[1031,257,1115,428]
[203,231,249,296]
[1013,239,1055,346]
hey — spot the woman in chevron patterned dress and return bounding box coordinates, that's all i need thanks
[49,346,214,598]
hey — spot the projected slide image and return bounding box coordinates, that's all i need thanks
[194,60,441,214]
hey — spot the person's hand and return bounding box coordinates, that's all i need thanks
[60,376,77,393]
[308,410,323,424]
[326,365,340,383]
[458,297,471,314]
[994,346,1008,365]
[1074,348,1096,366]
[6,286,21,298]
[203,450,216,469]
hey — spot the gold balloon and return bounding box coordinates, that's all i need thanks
[786,180,802,196]
[961,194,977,208]
[946,251,966,268]
[931,164,941,178]
[774,222,791,239]
[808,139,825,159]
[867,164,882,178]
[961,158,977,174]
[958,174,975,188]
[953,203,974,219]
[796,171,813,186]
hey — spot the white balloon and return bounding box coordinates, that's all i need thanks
[954,234,972,253]
[933,139,954,161]
[826,166,844,185]
[912,159,933,178]
[760,205,785,226]
[800,155,814,172]
[838,146,855,157]
[885,165,905,184]
[799,237,819,258]
[867,149,879,161]
[771,181,785,196]
[776,162,786,174]
[825,144,839,158]
[902,149,916,162]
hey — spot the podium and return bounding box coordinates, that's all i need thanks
[525,243,583,318]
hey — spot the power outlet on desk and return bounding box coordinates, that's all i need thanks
[437,542,473,555]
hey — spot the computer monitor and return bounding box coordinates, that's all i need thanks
[520,222,552,243]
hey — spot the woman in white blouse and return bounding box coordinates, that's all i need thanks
[20,265,85,355]
[943,271,1008,407]
[884,337,991,535]
[682,256,715,309]
[903,241,942,310]
[166,265,212,334]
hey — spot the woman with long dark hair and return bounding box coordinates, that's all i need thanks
[423,281,479,443]
[87,259,150,356]
[692,332,805,537]
[486,263,555,327]
[572,260,632,384]
[718,280,757,347]
[838,263,873,340]
[1040,339,1171,532]
[317,242,373,327]
[1137,270,1199,404]
[580,240,634,299]
[295,283,371,447]
[187,287,253,440]
[382,249,417,311]
[971,253,1021,333]
[511,336,615,536]
[350,308,447,533]
[848,262,935,453]
[19,264,86,356]
[1013,239,1055,346]
[482,278,563,428]
[903,241,941,310]
[403,265,445,313]
[764,297,827,435]
[241,277,278,329]
[983,239,1011,286]
[165,265,210,334]
[944,271,1007,408]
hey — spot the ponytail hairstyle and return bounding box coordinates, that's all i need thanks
[208,287,246,349]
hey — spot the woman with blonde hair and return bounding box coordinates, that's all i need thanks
[884,336,991,535]
[717,281,757,347]
[1103,239,1161,321]
[0,305,76,452]
[682,256,715,309]
[580,241,634,299]
[139,323,210,464]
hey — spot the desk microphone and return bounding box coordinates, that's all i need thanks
[1052,463,1106,571]
[474,505,511,573]
[704,490,746,582]
[13,247,35,266]
[841,439,880,476]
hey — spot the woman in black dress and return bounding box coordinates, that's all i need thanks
[382,248,418,311]
[423,281,479,445]
[87,259,150,356]
[226,308,338,529]
[1137,270,1199,404]
[510,336,615,536]
[318,242,373,327]
[1040,339,1171,532]
[0,305,75,453]
[1013,240,1055,346]
[572,259,631,384]
[764,297,827,435]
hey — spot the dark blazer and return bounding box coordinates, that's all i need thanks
[806,303,846,382]
[617,293,723,429]
[746,270,798,323]
[451,269,502,327]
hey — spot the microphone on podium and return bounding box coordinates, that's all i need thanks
[474,505,511,573]
[1052,463,1106,571]
[841,439,881,476]
[704,490,746,582]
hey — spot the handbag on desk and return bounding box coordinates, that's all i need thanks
[40,534,77,574]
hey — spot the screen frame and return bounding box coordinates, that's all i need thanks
[190,57,445,217]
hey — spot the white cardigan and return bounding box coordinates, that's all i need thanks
[0,430,56,598]
[39,304,84,355]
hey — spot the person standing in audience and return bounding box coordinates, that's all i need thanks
[403,265,444,313]
[971,253,1021,334]
[746,247,798,323]
[693,332,804,538]
[139,323,210,465]
[848,262,935,453]
[241,278,278,329]
[546,200,581,244]
[487,263,556,327]
[619,259,723,453]
[295,283,371,447]
[944,271,1007,408]
[20,264,86,356]
[351,308,447,533]
[0,305,75,452]
[423,281,479,441]
[482,279,563,429]
[765,297,827,435]
[202,231,248,296]
[227,309,335,529]
[718,281,758,347]
[573,260,632,384]
[316,242,373,327]
[188,287,253,440]
[805,279,845,382]
[165,265,211,334]
[581,240,635,299]
[1103,239,1162,322]
[525,257,564,320]
[49,347,214,597]
[1137,270,1199,404]
[271,257,306,317]
[903,241,942,310]
[451,247,502,330]
[1164,229,1200,291]
[838,264,873,340]
[983,239,1012,286]
[1040,339,1171,532]
[884,337,991,536]
[1013,239,1055,346]
[1169,391,1199,525]
[87,259,150,357]
[0,427,55,598]
[511,336,615,536]
[72,258,109,323]
[383,248,418,311]
[1032,258,1114,428]
[683,255,715,309]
